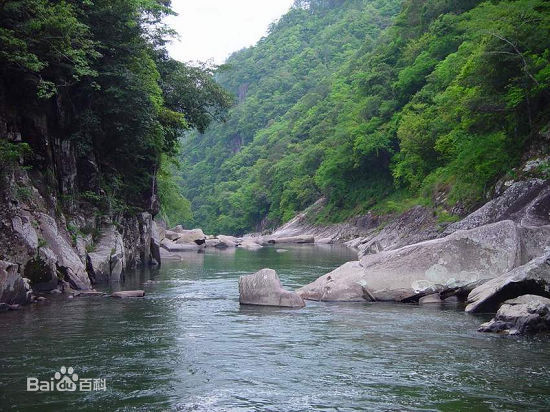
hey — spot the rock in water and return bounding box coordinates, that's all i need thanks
[239,269,305,308]
[0,261,31,305]
[478,295,550,335]
[299,220,520,302]
[86,225,125,283]
[111,290,145,298]
[466,252,550,313]
[297,261,365,301]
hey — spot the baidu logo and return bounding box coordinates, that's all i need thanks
[27,366,106,392]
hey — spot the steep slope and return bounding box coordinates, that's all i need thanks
[179,0,550,236]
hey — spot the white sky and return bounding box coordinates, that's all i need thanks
[166,0,295,65]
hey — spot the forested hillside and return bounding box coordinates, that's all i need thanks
[179,0,550,235]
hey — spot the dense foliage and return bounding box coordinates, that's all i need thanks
[179,0,550,235]
[0,0,231,221]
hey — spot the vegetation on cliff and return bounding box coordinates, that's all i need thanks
[179,0,550,235]
[0,0,231,223]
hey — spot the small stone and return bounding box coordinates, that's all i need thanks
[111,290,145,298]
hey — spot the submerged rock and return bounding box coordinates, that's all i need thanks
[239,268,305,308]
[466,252,550,313]
[111,290,145,298]
[478,295,550,335]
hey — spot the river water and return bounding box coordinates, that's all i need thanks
[1,245,549,411]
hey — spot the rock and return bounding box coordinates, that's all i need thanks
[171,227,206,245]
[160,238,200,252]
[238,239,262,250]
[150,221,162,266]
[239,268,305,307]
[466,253,550,313]
[75,291,106,297]
[443,179,549,235]
[300,220,521,302]
[297,261,365,301]
[164,230,181,241]
[8,304,21,310]
[357,206,440,257]
[38,213,91,290]
[276,249,288,253]
[86,225,125,283]
[37,296,46,301]
[111,290,145,298]
[216,235,237,248]
[268,235,314,244]
[49,288,62,294]
[419,293,442,304]
[0,260,32,305]
[315,237,334,244]
[478,295,550,334]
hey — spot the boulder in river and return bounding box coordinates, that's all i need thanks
[172,227,207,245]
[0,260,32,305]
[86,225,125,283]
[238,239,263,250]
[297,261,365,301]
[239,268,305,308]
[299,220,520,302]
[160,238,200,252]
[466,252,550,313]
[478,294,550,335]
[216,235,238,248]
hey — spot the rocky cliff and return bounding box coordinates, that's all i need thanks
[0,84,160,307]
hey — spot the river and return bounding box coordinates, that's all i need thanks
[1,245,549,411]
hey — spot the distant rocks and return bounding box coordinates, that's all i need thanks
[239,269,305,308]
[266,235,314,244]
[478,295,550,335]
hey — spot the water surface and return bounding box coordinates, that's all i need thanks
[1,245,549,411]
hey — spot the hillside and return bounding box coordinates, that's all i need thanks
[178,0,550,235]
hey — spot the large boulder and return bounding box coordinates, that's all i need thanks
[86,225,125,283]
[299,220,521,302]
[0,260,31,305]
[216,235,238,248]
[239,268,305,308]
[466,252,550,313]
[297,261,365,301]
[478,295,550,335]
[160,238,200,252]
[238,239,263,251]
[172,227,206,245]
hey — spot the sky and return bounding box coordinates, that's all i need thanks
[166,0,295,65]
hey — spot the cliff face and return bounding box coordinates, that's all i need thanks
[0,82,159,306]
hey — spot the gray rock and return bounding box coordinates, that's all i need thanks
[160,238,200,252]
[238,239,262,250]
[164,230,181,241]
[38,213,91,290]
[216,235,237,248]
[239,269,305,307]
[300,221,520,302]
[358,206,440,257]
[443,179,549,235]
[267,235,314,244]
[0,260,31,305]
[86,225,125,283]
[419,293,442,304]
[111,290,145,298]
[297,261,365,301]
[172,227,206,245]
[478,295,550,335]
[466,253,550,313]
